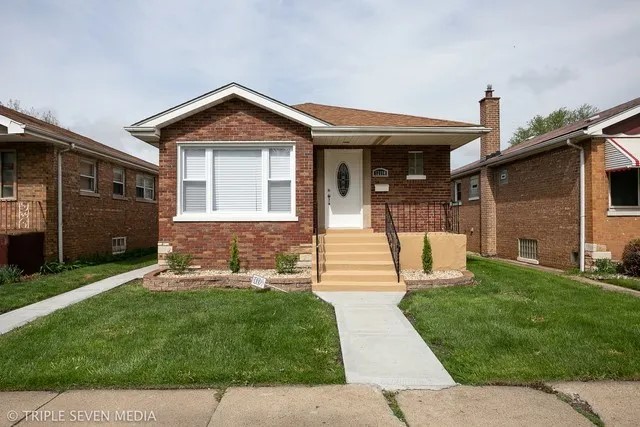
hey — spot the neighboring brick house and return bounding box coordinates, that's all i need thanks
[126,83,486,290]
[0,106,158,272]
[452,90,640,270]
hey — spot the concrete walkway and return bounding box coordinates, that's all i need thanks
[4,382,636,426]
[0,264,158,336]
[315,291,456,390]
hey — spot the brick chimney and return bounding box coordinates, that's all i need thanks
[479,84,500,158]
[479,85,499,256]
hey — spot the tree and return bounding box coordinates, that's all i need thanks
[0,99,60,126]
[508,104,598,146]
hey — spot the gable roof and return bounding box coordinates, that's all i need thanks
[0,105,157,172]
[126,83,330,143]
[452,96,640,177]
[293,103,478,127]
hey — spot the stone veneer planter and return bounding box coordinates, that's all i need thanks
[143,268,312,292]
[403,270,475,291]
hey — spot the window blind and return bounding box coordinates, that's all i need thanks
[213,150,262,211]
[268,148,291,212]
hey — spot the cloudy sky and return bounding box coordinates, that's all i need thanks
[2,0,639,168]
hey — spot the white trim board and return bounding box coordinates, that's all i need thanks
[126,83,329,144]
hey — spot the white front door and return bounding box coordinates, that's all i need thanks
[324,149,363,229]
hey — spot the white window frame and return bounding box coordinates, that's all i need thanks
[112,236,126,255]
[469,175,480,201]
[175,142,297,222]
[136,174,155,201]
[607,168,640,216]
[0,150,17,200]
[517,238,539,265]
[407,151,426,180]
[80,159,97,193]
[452,180,462,205]
[113,167,125,197]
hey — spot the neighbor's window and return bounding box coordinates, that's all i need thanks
[80,159,97,192]
[609,169,639,207]
[113,167,125,196]
[136,174,155,200]
[469,175,480,200]
[518,238,539,263]
[452,180,462,204]
[112,237,126,255]
[179,145,295,218]
[407,151,424,178]
[0,151,16,199]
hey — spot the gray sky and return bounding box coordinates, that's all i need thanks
[2,0,639,169]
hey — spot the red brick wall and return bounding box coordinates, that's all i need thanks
[158,99,313,269]
[370,145,450,232]
[585,138,640,259]
[454,174,481,252]
[494,146,580,268]
[60,151,159,260]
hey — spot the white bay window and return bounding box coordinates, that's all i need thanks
[177,144,296,221]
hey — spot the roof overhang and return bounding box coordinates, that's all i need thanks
[125,83,331,145]
[311,126,490,150]
[0,114,158,174]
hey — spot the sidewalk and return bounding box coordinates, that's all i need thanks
[0,264,158,336]
[3,382,638,426]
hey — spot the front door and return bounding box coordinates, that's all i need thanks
[324,149,363,229]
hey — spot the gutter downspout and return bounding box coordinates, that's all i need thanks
[567,139,585,272]
[57,144,74,263]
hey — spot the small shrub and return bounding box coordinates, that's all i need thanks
[166,252,193,275]
[422,232,433,274]
[229,236,241,273]
[276,253,299,274]
[594,258,618,275]
[39,260,85,275]
[622,238,640,277]
[0,265,23,285]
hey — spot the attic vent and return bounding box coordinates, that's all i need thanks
[586,114,600,122]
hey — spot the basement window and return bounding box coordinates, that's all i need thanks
[112,237,126,255]
[518,239,539,264]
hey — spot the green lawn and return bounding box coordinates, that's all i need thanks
[0,282,344,390]
[599,276,640,292]
[400,257,640,385]
[0,254,157,314]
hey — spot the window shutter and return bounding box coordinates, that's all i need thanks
[213,150,262,211]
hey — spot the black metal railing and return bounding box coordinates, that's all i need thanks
[313,212,321,283]
[0,200,46,233]
[385,201,460,234]
[385,203,401,283]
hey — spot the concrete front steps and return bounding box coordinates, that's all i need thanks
[313,229,406,292]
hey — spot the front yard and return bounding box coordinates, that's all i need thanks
[0,254,157,314]
[0,282,343,390]
[401,257,640,384]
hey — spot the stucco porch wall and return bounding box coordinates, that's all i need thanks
[399,232,467,271]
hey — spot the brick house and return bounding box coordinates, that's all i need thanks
[0,105,159,272]
[452,89,640,270]
[126,83,486,290]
